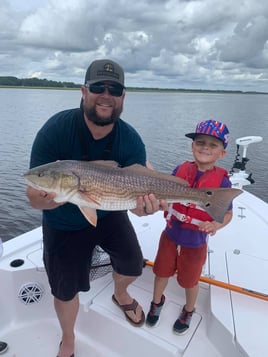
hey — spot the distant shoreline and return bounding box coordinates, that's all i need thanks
[0,85,267,95]
[1,76,267,94]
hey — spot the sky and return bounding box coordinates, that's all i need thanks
[2,0,268,92]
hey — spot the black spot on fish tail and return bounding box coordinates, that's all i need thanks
[202,188,242,223]
[204,191,213,207]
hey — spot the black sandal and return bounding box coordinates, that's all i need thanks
[112,294,145,327]
[0,341,8,354]
[56,341,74,357]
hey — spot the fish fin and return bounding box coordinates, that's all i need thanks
[79,206,98,227]
[122,164,189,186]
[201,188,242,223]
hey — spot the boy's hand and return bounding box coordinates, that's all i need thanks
[198,221,219,236]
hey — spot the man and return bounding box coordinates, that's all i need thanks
[26,59,165,357]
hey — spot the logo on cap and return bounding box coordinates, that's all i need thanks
[97,62,120,81]
[104,63,114,72]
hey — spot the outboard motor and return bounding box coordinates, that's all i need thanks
[230,136,263,189]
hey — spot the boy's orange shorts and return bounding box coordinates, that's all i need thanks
[153,230,207,288]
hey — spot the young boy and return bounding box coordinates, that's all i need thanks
[146,119,233,334]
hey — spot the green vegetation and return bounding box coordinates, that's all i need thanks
[0,76,267,94]
[0,76,80,88]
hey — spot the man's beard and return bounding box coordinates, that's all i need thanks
[83,103,123,127]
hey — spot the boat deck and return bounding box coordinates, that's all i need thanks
[0,259,222,357]
[0,229,227,356]
[1,190,268,356]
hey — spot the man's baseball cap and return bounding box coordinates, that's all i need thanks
[84,59,125,87]
[185,119,229,148]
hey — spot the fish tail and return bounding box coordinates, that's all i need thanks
[203,188,242,223]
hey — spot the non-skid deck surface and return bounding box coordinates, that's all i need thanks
[88,279,202,356]
[1,273,202,357]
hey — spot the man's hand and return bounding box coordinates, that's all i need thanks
[26,186,65,210]
[130,193,168,217]
[130,161,168,217]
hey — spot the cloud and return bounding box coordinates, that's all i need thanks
[1,0,268,91]
[217,16,268,66]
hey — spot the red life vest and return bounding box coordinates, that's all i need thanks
[165,161,229,230]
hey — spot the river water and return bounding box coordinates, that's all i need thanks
[0,88,267,241]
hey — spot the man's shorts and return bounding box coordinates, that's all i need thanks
[153,230,207,288]
[42,211,143,301]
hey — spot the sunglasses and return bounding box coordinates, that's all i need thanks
[85,82,124,97]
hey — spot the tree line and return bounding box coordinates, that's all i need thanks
[0,76,80,88]
[0,76,266,94]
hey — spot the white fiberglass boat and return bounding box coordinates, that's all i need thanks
[0,136,267,357]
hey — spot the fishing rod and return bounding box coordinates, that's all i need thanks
[144,259,268,302]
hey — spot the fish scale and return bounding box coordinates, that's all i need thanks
[24,159,242,227]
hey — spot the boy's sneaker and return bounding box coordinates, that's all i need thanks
[173,305,195,335]
[146,294,165,327]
